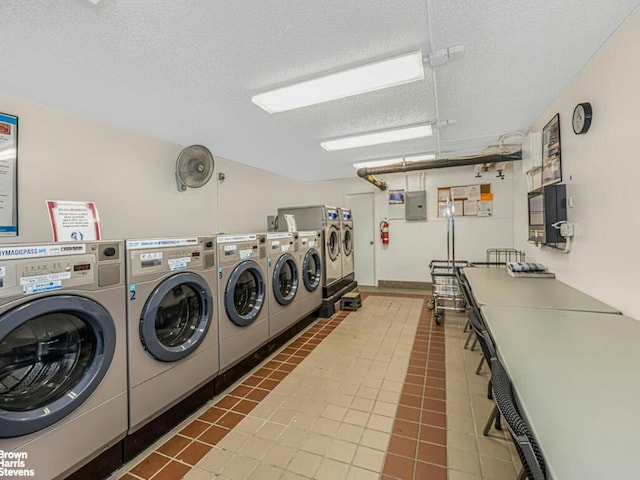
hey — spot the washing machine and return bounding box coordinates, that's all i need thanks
[339,208,355,280]
[125,236,218,434]
[216,233,269,372]
[0,240,127,480]
[277,205,343,296]
[266,232,299,339]
[296,231,323,320]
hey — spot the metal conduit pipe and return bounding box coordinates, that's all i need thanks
[356,151,522,191]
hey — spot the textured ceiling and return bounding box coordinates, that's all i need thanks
[1,1,638,181]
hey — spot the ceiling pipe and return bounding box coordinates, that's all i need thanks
[356,150,522,190]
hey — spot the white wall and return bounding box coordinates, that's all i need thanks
[513,10,640,318]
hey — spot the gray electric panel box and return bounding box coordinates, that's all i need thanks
[405,191,427,221]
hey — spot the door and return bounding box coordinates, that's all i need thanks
[0,295,116,437]
[346,192,376,286]
[343,226,353,257]
[272,253,298,305]
[140,272,213,362]
[302,249,322,292]
[225,260,265,326]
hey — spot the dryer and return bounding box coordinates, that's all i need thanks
[0,241,126,480]
[296,231,323,320]
[216,233,269,372]
[339,208,355,280]
[277,205,342,296]
[266,232,299,339]
[125,237,218,434]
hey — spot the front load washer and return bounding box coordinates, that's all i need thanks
[339,208,355,280]
[0,241,126,480]
[216,233,269,372]
[277,205,343,296]
[125,237,218,434]
[296,231,323,320]
[266,232,299,339]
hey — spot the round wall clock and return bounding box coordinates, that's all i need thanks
[572,102,592,134]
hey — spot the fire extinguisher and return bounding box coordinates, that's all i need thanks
[380,220,389,245]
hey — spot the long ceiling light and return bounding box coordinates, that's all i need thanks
[321,124,432,151]
[251,51,424,113]
[353,153,436,169]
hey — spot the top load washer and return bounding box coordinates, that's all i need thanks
[216,233,269,373]
[338,208,355,280]
[266,232,299,339]
[125,236,218,434]
[296,231,323,320]
[277,205,342,296]
[0,241,127,480]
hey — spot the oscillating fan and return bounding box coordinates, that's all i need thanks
[175,145,214,192]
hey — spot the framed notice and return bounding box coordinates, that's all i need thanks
[0,112,18,236]
[542,113,562,187]
[46,200,101,242]
[388,189,405,204]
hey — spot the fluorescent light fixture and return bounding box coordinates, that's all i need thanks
[322,124,432,151]
[353,153,436,169]
[252,51,424,113]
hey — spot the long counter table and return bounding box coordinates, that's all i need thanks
[481,305,640,479]
[463,267,620,314]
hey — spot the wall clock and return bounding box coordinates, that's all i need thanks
[572,102,592,134]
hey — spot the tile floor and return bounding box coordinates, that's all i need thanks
[110,290,520,480]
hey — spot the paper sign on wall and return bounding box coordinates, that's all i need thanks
[46,200,101,242]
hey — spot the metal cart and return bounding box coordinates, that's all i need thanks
[427,259,469,324]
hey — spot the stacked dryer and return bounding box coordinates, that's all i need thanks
[277,205,343,297]
[266,232,300,339]
[338,208,355,281]
[216,233,269,372]
[125,237,218,436]
[0,241,127,480]
[296,231,323,319]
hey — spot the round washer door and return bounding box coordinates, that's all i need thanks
[272,253,298,305]
[225,260,265,327]
[343,227,353,257]
[302,248,322,292]
[327,226,340,261]
[140,272,213,362]
[0,295,116,438]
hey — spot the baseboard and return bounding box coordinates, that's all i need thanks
[377,280,431,290]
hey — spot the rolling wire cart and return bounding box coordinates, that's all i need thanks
[427,197,468,324]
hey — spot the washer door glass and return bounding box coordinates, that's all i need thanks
[273,253,298,305]
[343,227,353,256]
[0,295,115,438]
[225,260,265,327]
[140,272,213,363]
[327,228,340,261]
[303,249,322,292]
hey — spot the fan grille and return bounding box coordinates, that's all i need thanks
[176,145,214,189]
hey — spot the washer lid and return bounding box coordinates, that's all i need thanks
[139,272,213,362]
[0,295,115,437]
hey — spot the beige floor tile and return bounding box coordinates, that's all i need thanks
[277,427,307,448]
[359,428,390,452]
[197,446,233,474]
[182,467,219,480]
[217,430,249,453]
[347,465,380,480]
[234,415,264,435]
[219,455,258,479]
[322,404,347,422]
[480,456,518,479]
[447,430,479,454]
[350,397,375,412]
[300,432,332,455]
[372,401,398,418]
[247,463,284,480]
[325,439,357,464]
[352,445,386,472]
[287,450,322,477]
[312,417,340,436]
[335,422,364,443]
[313,457,350,480]
[343,409,370,427]
[242,435,273,461]
[291,411,317,431]
[366,413,394,433]
[448,446,482,475]
[447,412,476,434]
[476,436,513,462]
[265,443,296,469]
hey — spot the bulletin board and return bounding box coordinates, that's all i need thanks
[437,183,493,217]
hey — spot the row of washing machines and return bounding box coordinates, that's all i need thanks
[276,205,354,297]
[0,232,322,479]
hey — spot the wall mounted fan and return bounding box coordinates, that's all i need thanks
[175,145,214,192]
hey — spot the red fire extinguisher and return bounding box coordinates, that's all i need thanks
[380,220,389,245]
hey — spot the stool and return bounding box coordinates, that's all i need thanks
[340,292,362,311]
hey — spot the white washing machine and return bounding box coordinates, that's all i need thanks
[277,205,342,296]
[0,241,127,480]
[296,231,323,320]
[339,208,355,280]
[125,237,218,434]
[266,232,299,339]
[216,233,269,373]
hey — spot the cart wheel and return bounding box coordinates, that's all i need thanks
[433,308,444,325]
[427,298,434,310]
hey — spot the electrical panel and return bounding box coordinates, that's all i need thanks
[405,191,427,221]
